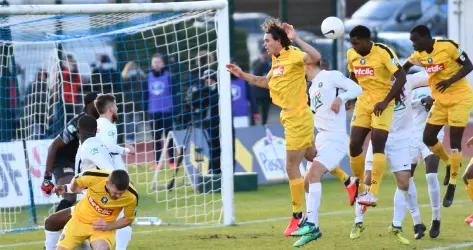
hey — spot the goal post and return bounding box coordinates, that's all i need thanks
[0,0,234,233]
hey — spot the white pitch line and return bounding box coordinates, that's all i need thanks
[0,200,470,248]
[423,241,473,250]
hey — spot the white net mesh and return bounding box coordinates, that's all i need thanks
[0,7,225,232]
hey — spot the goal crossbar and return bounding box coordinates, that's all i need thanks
[0,1,226,15]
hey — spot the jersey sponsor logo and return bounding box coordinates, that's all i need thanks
[88,196,113,215]
[272,66,284,77]
[353,66,374,76]
[425,64,444,73]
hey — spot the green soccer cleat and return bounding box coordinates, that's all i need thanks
[291,222,315,237]
[349,222,365,239]
[292,226,322,248]
[389,225,410,245]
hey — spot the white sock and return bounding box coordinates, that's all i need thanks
[407,177,422,225]
[393,188,407,228]
[44,230,61,250]
[426,173,441,220]
[354,198,364,224]
[307,183,321,227]
[305,192,309,209]
[115,225,133,250]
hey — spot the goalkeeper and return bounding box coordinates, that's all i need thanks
[42,92,99,248]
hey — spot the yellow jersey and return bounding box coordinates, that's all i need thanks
[408,39,472,101]
[347,43,401,102]
[73,169,138,224]
[268,46,308,110]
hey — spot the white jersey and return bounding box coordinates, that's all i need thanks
[74,137,115,173]
[96,117,127,169]
[308,70,361,132]
[388,71,429,140]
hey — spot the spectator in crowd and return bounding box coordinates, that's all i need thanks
[61,54,81,121]
[91,54,120,94]
[122,61,147,142]
[250,48,271,125]
[148,53,175,168]
[25,69,49,138]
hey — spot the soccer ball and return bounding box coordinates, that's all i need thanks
[321,16,344,39]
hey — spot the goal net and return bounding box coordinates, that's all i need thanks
[0,1,233,233]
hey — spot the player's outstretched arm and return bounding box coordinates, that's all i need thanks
[436,52,473,93]
[402,61,414,73]
[226,63,269,89]
[374,68,407,116]
[283,22,321,65]
[45,136,66,177]
[54,176,83,196]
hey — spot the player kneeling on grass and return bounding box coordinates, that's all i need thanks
[290,61,362,248]
[55,169,138,250]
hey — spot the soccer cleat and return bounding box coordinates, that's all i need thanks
[283,213,303,237]
[291,222,315,237]
[443,165,450,186]
[413,223,426,240]
[345,176,360,206]
[292,226,322,248]
[349,222,365,239]
[442,184,456,207]
[357,192,377,207]
[389,225,410,245]
[429,220,440,238]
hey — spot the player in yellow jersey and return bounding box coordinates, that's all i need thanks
[403,25,473,208]
[54,169,138,250]
[226,18,320,236]
[346,25,406,209]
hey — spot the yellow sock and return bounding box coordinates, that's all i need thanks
[289,178,304,213]
[330,166,349,183]
[369,153,387,195]
[466,179,473,201]
[450,150,462,185]
[350,154,365,193]
[430,141,450,164]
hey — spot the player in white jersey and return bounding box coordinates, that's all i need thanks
[409,70,444,238]
[291,61,362,248]
[95,94,135,170]
[352,71,429,245]
[94,94,135,250]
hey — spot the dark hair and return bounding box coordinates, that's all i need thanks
[349,25,371,39]
[109,169,130,191]
[78,114,97,134]
[261,17,291,48]
[94,94,116,115]
[410,25,431,38]
[84,92,98,107]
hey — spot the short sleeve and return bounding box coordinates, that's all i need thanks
[380,46,401,74]
[346,49,354,73]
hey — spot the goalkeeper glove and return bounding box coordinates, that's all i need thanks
[41,175,55,195]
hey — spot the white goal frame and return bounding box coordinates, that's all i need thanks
[0,0,234,226]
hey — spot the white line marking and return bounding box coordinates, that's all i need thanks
[0,200,470,248]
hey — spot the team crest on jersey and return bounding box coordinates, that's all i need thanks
[272,66,284,77]
[427,58,433,64]
[90,147,99,155]
[101,196,108,204]
[318,82,323,88]
[360,58,366,65]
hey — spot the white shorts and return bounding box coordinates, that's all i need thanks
[409,128,445,164]
[313,130,348,171]
[365,138,411,173]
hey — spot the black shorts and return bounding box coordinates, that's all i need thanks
[53,164,75,181]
